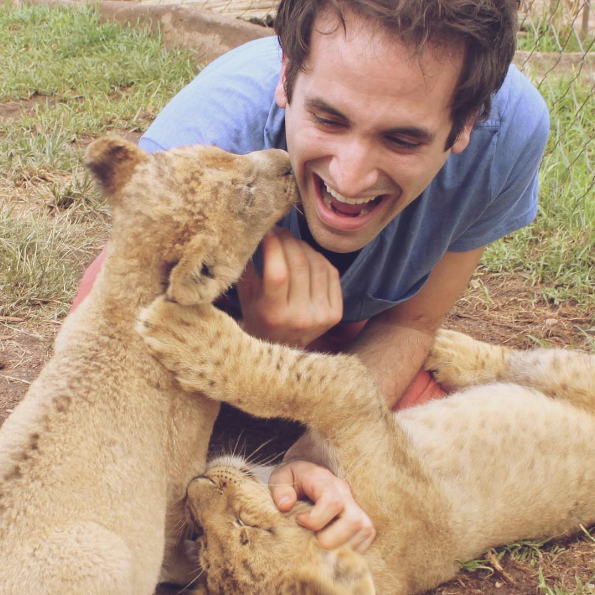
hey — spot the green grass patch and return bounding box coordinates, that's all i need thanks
[0,3,198,177]
[0,205,106,320]
[0,2,199,320]
[482,71,595,310]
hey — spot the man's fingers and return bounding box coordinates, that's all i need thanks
[270,461,377,552]
[279,231,312,305]
[260,229,291,304]
[296,489,344,532]
[236,260,261,303]
[327,264,343,315]
[350,531,377,554]
[310,504,376,552]
[269,464,298,511]
[308,251,333,304]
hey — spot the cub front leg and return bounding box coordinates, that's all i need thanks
[138,296,385,434]
[424,329,511,390]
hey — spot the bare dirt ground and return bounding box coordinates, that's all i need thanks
[2,271,594,594]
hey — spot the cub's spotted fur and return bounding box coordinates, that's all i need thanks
[0,137,296,594]
[140,296,595,594]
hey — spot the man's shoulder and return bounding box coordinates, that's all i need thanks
[140,37,284,153]
[200,36,282,80]
[456,65,549,186]
[478,65,549,131]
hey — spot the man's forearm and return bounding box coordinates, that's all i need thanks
[346,317,435,409]
[346,247,486,407]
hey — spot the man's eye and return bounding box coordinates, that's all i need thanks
[386,136,422,150]
[312,113,344,129]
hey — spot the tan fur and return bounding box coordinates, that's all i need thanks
[0,137,296,594]
[139,298,595,594]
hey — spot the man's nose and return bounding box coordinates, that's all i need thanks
[327,137,380,197]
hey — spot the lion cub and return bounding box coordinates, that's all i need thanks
[0,138,296,594]
[140,296,595,594]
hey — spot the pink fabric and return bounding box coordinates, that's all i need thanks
[392,369,447,411]
[70,246,108,313]
[70,248,447,409]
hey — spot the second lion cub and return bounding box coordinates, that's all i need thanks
[140,296,595,594]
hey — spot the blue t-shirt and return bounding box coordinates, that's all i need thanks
[140,37,549,322]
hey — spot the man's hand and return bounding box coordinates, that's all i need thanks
[269,460,376,553]
[237,228,343,348]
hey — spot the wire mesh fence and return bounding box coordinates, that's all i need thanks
[517,0,594,204]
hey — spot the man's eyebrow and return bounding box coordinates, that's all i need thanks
[384,126,436,143]
[304,97,346,119]
[305,97,436,143]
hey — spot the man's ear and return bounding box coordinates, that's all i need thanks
[450,115,476,154]
[85,136,146,202]
[275,55,289,109]
[167,233,224,306]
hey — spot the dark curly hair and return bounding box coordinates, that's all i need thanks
[275,0,520,148]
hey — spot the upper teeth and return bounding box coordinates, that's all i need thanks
[325,183,376,205]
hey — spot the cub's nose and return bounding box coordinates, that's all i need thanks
[250,148,292,176]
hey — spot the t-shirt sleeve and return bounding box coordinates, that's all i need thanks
[138,37,285,155]
[449,71,550,252]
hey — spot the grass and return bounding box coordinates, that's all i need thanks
[481,69,595,311]
[0,3,200,320]
[457,530,595,595]
[518,2,595,53]
[0,203,101,320]
[0,3,198,177]
[538,573,595,595]
[518,22,595,53]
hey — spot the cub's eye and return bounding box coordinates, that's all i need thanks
[234,512,262,530]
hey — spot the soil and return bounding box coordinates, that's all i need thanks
[1,272,594,595]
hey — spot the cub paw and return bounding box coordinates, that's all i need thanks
[137,296,217,394]
[424,329,507,389]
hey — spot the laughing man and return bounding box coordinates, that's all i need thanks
[74,0,549,554]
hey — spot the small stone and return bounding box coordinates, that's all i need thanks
[544,318,558,326]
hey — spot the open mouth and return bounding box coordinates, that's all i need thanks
[316,175,385,218]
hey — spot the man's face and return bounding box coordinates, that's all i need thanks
[275,12,473,253]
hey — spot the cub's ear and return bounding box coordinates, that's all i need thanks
[85,136,146,201]
[167,233,223,306]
